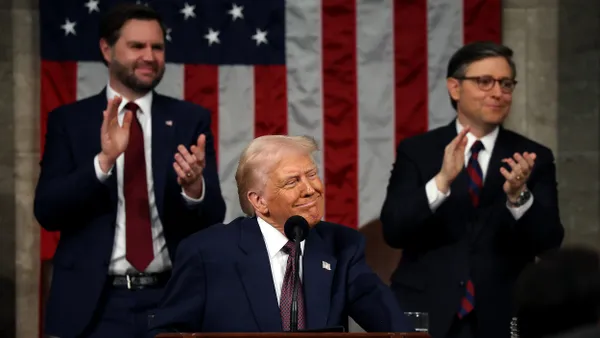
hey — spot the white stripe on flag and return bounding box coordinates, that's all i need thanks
[357,0,395,227]
[77,62,107,99]
[218,66,255,222]
[427,0,463,130]
[285,0,324,175]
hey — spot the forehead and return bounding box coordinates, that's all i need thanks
[271,153,316,176]
[464,56,512,77]
[118,19,164,42]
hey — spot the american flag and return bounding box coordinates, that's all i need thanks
[39,0,501,260]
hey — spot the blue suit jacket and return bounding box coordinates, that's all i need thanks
[34,89,226,338]
[147,217,413,337]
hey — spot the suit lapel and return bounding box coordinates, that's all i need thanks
[150,93,175,217]
[303,225,336,329]
[235,218,283,332]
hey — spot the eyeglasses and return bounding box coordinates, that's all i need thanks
[455,75,517,93]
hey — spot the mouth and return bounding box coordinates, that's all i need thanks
[295,200,318,208]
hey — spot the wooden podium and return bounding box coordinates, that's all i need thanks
[157,333,430,338]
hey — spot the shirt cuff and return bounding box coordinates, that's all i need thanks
[425,177,451,212]
[94,154,113,183]
[506,193,534,220]
[181,176,205,205]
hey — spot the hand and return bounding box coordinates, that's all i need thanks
[174,134,206,199]
[434,126,470,193]
[98,96,133,172]
[500,152,536,201]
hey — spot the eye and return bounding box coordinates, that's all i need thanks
[500,79,515,89]
[477,76,494,87]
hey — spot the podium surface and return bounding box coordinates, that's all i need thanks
[157,333,429,338]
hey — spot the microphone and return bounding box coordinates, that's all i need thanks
[283,215,310,332]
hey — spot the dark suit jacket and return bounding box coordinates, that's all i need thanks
[34,89,226,338]
[147,217,414,337]
[380,121,564,338]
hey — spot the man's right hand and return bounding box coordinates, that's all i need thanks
[98,96,133,173]
[434,126,470,193]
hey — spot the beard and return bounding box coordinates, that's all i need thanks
[110,58,165,94]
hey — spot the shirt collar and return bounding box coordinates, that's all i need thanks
[257,217,305,259]
[106,83,153,116]
[455,119,499,154]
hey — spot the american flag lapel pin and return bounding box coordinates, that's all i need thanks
[165,120,173,127]
[322,261,331,271]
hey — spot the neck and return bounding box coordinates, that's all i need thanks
[457,113,497,138]
[109,77,148,101]
[257,214,285,236]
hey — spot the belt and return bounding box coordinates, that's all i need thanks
[108,271,171,290]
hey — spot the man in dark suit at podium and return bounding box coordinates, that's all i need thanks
[148,135,414,336]
[380,42,564,338]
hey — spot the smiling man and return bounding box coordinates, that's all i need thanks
[380,41,564,338]
[147,135,413,336]
[35,4,225,338]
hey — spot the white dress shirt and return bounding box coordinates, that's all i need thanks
[257,217,305,306]
[93,85,205,274]
[425,120,534,219]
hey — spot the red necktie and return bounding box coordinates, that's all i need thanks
[123,102,154,272]
[280,241,306,331]
[458,141,484,318]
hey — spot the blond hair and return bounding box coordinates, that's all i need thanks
[235,135,319,216]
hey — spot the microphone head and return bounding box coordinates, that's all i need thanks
[284,215,310,242]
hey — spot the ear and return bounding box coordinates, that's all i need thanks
[447,77,461,102]
[247,191,268,215]
[99,38,112,65]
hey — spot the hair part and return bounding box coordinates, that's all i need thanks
[446,41,517,110]
[235,135,319,216]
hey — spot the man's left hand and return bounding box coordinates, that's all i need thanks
[174,134,206,199]
[500,152,536,202]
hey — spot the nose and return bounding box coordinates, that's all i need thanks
[490,81,503,97]
[301,177,315,196]
[141,46,155,62]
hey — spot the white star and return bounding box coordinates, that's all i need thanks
[180,2,196,20]
[165,28,172,42]
[135,0,149,6]
[204,28,220,46]
[84,0,99,13]
[251,28,268,46]
[228,3,244,21]
[61,19,76,36]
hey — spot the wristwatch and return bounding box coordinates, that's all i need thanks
[508,188,532,207]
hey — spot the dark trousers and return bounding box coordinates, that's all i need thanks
[79,286,164,338]
[446,311,478,338]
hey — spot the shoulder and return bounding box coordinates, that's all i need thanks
[155,93,211,116]
[313,221,366,252]
[502,128,555,160]
[395,123,452,158]
[175,217,245,255]
[47,92,105,121]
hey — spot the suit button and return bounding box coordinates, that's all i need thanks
[459,281,465,286]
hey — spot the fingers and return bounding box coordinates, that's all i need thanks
[106,96,122,120]
[121,111,133,130]
[448,126,470,151]
[191,134,206,166]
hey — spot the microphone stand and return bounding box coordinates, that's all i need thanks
[290,228,302,332]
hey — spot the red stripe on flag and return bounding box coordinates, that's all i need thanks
[184,65,220,163]
[463,0,502,43]
[254,65,287,137]
[40,60,78,261]
[393,1,428,146]
[322,0,358,229]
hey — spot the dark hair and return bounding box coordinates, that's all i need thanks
[514,246,600,338]
[99,3,166,47]
[446,41,517,110]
